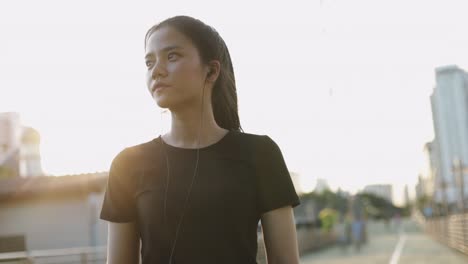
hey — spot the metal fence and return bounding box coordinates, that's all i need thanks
[0,223,332,264]
[416,211,468,255]
[0,246,107,264]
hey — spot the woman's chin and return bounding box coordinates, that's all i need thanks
[153,95,171,108]
[155,100,170,109]
[153,95,191,111]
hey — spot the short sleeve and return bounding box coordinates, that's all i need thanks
[254,136,300,215]
[100,148,137,222]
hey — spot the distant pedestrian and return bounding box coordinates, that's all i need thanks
[351,216,364,252]
[337,214,352,253]
[384,216,390,232]
[393,212,401,232]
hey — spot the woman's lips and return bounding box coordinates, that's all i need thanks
[152,83,170,93]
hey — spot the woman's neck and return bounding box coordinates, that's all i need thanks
[163,104,228,149]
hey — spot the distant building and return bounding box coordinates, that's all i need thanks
[19,127,43,177]
[0,112,44,178]
[362,184,393,203]
[416,174,428,201]
[430,65,468,204]
[0,113,22,153]
[0,112,22,178]
[404,184,410,206]
[314,178,330,193]
[0,172,108,253]
[416,141,437,200]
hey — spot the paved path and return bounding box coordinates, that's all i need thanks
[300,220,468,264]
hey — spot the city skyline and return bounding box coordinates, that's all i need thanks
[426,65,468,205]
[2,0,468,205]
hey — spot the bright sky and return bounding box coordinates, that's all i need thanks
[1,0,467,205]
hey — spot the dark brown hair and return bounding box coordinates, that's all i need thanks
[145,16,242,132]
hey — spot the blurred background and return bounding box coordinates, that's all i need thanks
[1,0,468,263]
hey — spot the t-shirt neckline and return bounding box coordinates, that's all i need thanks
[155,130,232,151]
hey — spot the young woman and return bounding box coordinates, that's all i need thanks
[100,16,300,264]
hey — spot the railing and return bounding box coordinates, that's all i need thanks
[0,224,333,264]
[0,246,106,264]
[415,211,468,255]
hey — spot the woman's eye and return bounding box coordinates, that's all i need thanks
[146,61,154,68]
[168,53,179,61]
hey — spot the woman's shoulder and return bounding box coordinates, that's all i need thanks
[228,131,281,152]
[236,130,280,143]
[230,130,271,142]
[111,138,161,165]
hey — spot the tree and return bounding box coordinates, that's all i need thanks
[357,193,405,219]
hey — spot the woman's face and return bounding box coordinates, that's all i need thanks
[145,26,207,109]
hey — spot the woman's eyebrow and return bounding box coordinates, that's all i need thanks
[145,45,184,59]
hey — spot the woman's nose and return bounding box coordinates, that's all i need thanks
[151,60,167,79]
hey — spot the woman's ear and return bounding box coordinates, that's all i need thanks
[206,60,221,83]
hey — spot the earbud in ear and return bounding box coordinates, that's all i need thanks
[207,68,214,78]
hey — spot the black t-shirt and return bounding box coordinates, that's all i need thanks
[100,131,300,264]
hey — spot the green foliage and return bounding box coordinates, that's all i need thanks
[298,189,408,221]
[312,190,349,214]
[318,208,338,232]
[357,193,405,219]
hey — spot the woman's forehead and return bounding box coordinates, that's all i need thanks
[146,26,193,54]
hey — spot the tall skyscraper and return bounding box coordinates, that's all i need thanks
[430,65,468,204]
